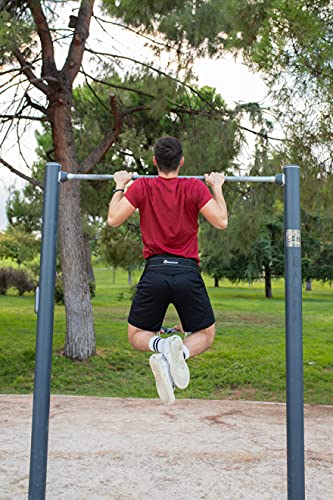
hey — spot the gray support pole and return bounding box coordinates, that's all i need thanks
[284,165,305,500]
[28,163,61,500]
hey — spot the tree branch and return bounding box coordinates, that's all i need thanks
[24,92,48,115]
[15,120,31,173]
[14,49,49,94]
[85,48,215,110]
[79,69,156,99]
[0,114,45,122]
[0,67,21,77]
[80,69,283,140]
[80,93,122,173]
[118,150,145,172]
[82,71,111,112]
[27,0,55,75]
[239,125,285,142]
[93,15,183,54]
[80,70,225,118]
[62,0,95,86]
[0,158,43,188]
[122,105,147,116]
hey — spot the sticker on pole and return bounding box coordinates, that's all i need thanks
[286,229,301,247]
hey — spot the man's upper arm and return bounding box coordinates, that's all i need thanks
[200,199,227,229]
[108,197,136,227]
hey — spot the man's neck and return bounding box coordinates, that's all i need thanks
[157,168,180,179]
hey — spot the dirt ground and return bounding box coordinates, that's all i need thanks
[1,395,333,500]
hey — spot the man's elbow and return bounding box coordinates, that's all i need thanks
[107,216,121,228]
[216,217,228,230]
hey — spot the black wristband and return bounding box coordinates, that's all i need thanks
[113,188,125,194]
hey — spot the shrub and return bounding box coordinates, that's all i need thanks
[10,268,36,296]
[0,268,13,295]
[0,267,36,296]
[54,275,64,304]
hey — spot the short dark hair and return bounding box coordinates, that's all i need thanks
[154,136,183,172]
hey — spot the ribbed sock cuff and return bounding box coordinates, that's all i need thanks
[183,345,190,360]
[149,336,164,353]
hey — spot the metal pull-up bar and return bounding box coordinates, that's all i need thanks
[29,162,304,500]
[59,171,285,185]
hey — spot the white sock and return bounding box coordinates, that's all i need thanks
[149,336,167,353]
[183,345,190,360]
[149,335,190,359]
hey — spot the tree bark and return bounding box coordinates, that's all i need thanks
[128,268,132,285]
[264,265,273,298]
[305,278,312,291]
[49,88,95,360]
[59,184,96,359]
[83,233,95,283]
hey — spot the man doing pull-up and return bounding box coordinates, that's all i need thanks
[108,136,228,404]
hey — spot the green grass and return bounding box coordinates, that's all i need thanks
[0,267,332,405]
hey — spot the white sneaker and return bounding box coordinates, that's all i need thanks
[164,336,190,390]
[149,354,175,405]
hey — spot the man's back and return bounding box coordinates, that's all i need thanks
[124,176,212,261]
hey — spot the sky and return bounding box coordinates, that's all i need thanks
[0,10,270,230]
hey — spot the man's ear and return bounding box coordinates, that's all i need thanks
[179,157,184,167]
[153,156,158,167]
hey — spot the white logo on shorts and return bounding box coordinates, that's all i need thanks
[163,259,178,265]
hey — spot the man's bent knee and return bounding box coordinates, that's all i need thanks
[191,323,215,345]
[128,323,156,352]
[202,323,215,348]
[128,323,141,347]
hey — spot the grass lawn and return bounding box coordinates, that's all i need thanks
[0,267,332,405]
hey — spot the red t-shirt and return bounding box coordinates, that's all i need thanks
[124,176,213,262]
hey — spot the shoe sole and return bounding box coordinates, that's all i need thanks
[168,336,190,390]
[149,354,175,405]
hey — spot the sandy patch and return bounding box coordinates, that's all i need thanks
[1,395,332,499]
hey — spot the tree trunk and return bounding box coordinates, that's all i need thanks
[113,267,116,284]
[59,182,96,359]
[264,265,273,298]
[128,268,132,285]
[50,90,95,360]
[83,233,95,283]
[305,278,312,291]
[214,276,219,287]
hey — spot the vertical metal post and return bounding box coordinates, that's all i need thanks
[284,165,305,500]
[28,163,61,500]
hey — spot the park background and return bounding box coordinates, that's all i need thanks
[0,1,332,405]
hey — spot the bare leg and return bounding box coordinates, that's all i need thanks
[128,323,177,404]
[128,322,216,358]
[183,323,215,357]
[128,323,156,351]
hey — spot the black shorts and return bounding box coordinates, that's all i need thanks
[128,255,215,332]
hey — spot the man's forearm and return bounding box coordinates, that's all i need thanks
[211,186,228,225]
[107,170,135,227]
[108,190,124,219]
